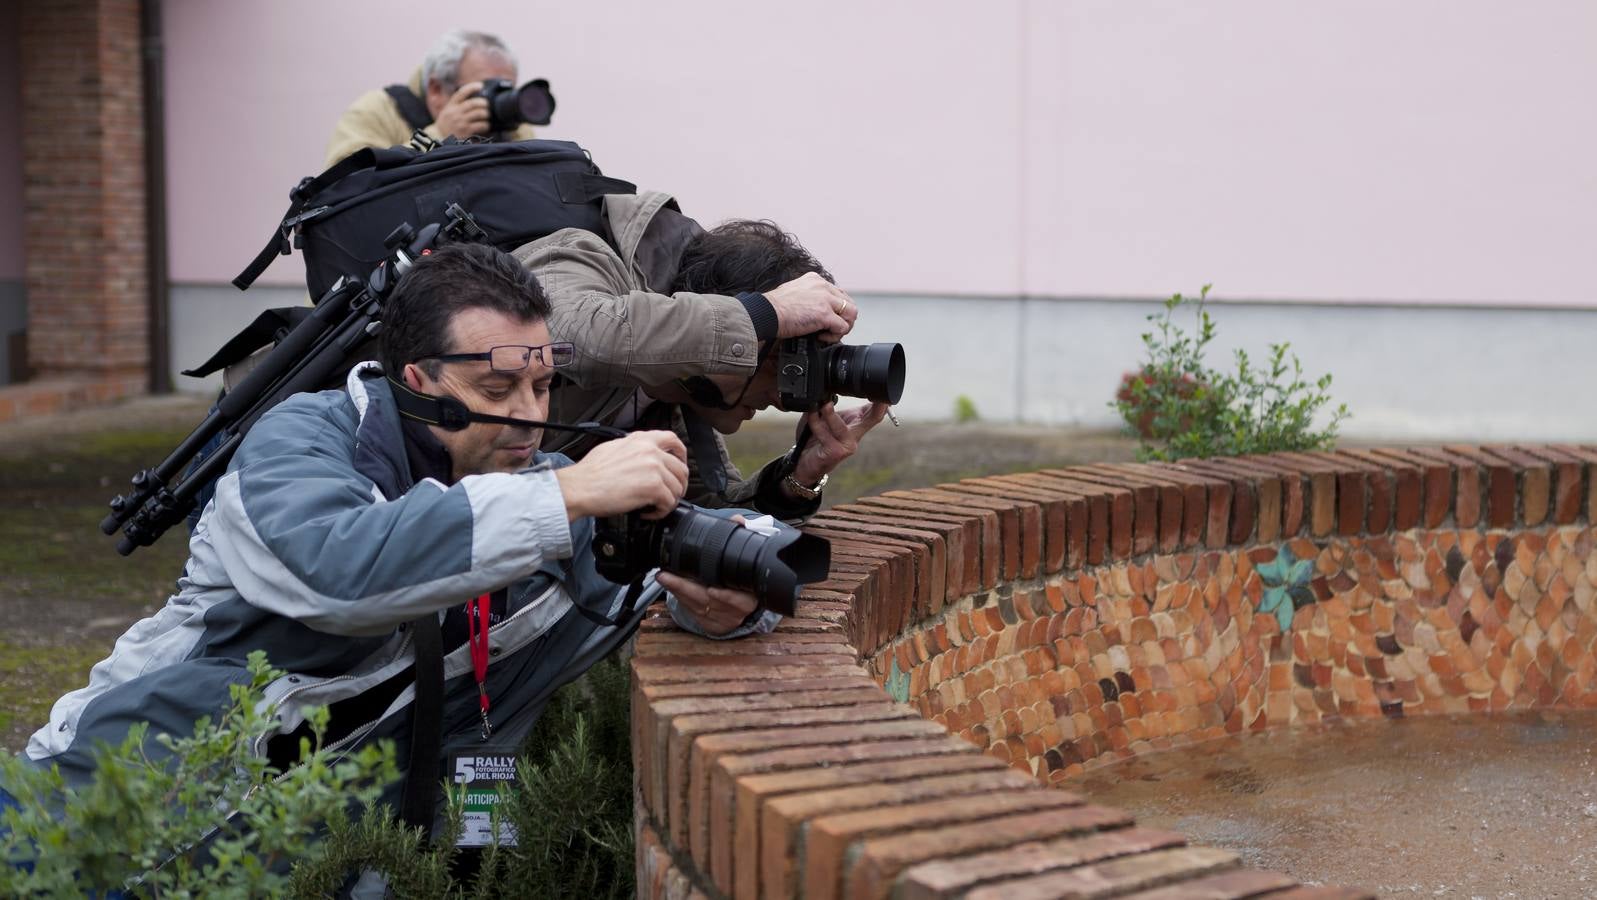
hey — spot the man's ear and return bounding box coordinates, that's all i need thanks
[402,362,428,391]
[423,80,448,118]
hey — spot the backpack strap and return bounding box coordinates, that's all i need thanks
[398,611,445,841]
[233,145,415,291]
[553,171,638,205]
[179,307,313,378]
[384,84,434,132]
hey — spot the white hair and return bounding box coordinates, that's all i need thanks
[421,30,517,90]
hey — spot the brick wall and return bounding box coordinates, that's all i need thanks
[633,445,1597,898]
[6,0,150,421]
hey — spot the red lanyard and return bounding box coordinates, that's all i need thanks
[467,593,493,740]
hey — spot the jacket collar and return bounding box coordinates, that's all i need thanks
[603,191,703,293]
[346,361,420,499]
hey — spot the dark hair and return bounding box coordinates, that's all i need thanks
[380,242,550,376]
[672,220,832,296]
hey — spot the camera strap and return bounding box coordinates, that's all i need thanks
[384,84,434,131]
[387,376,627,440]
[566,578,652,632]
[779,421,816,478]
[680,408,728,497]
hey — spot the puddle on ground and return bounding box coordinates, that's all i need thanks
[1070,711,1597,898]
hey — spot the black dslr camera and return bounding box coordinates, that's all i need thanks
[778,336,906,411]
[593,502,831,617]
[479,78,556,131]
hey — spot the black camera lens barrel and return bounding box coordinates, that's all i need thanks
[778,336,907,412]
[823,341,906,405]
[480,77,556,130]
[594,503,830,616]
[659,505,733,586]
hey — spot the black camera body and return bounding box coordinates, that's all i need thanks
[478,78,556,131]
[777,336,907,412]
[592,502,831,617]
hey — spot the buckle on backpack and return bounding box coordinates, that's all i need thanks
[277,206,330,253]
[407,128,442,154]
[288,175,317,205]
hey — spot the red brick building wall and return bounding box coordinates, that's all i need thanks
[5,0,150,420]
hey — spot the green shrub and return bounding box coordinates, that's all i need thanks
[953,395,980,424]
[2,653,638,898]
[1112,285,1349,461]
[291,654,637,899]
[496,653,634,899]
[0,651,400,898]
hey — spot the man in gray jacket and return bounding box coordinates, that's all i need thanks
[517,192,887,521]
[14,243,775,835]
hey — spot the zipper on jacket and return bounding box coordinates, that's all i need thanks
[249,628,414,759]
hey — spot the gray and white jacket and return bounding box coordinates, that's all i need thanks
[19,363,778,807]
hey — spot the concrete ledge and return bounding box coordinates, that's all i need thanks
[0,375,147,424]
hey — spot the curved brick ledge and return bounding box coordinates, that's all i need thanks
[633,445,1597,899]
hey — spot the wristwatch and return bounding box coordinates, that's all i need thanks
[782,470,828,501]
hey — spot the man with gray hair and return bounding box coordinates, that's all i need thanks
[325,29,537,167]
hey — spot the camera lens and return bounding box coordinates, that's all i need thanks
[823,342,906,405]
[659,504,729,586]
[483,78,556,131]
[513,79,555,126]
[655,504,831,616]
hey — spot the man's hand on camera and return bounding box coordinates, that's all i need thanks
[764,272,858,342]
[433,82,493,140]
[556,431,688,521]
[786,401,890,496]
[656,571,757,636]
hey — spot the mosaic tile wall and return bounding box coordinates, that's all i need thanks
[867,526,1597,782]
[634,445,1594,898]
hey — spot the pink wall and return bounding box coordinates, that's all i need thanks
[0,0,25,281]
[163,1,1597,306]
[163,0,1022,294]
[1022,1,1597,306]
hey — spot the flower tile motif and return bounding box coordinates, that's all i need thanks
[1256,544,1317,632]
[886,656,911,704]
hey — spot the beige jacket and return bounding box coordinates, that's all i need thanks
[513,192,815,517]
[324,69,536,167]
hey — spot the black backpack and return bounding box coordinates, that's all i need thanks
[187,138,636,382]
[234,138,635,298]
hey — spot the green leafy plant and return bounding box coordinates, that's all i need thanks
[502,654,635,900]
[0,651,400,898]
[2,651,638,898]
[953,395,980,424]
[291,654,637,899]
[1112,285,1349,461]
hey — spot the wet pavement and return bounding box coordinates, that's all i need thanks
[1071,711,1597,898]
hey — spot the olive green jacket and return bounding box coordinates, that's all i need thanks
[324,69,536,167]
[512,192,817,518]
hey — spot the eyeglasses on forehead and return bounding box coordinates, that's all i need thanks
[427,342,576,372]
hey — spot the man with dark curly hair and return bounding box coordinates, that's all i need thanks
[514,196,889,521]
